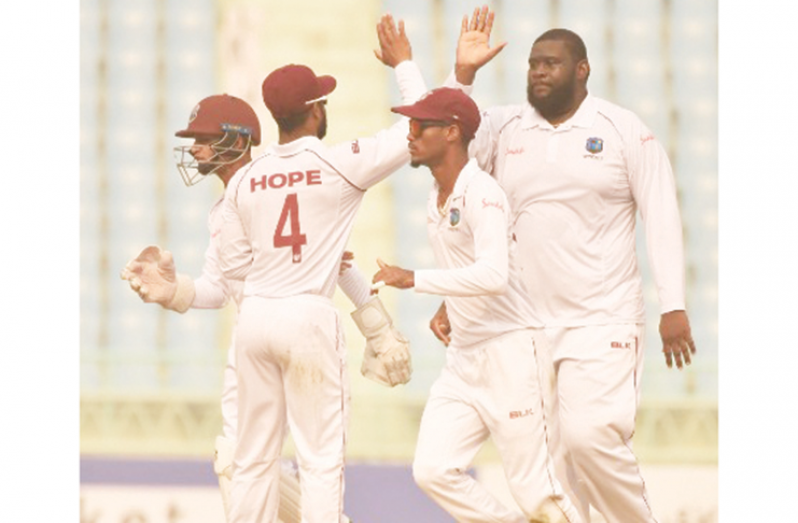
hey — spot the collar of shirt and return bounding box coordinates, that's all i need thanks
[267,135,323,156]
[520,93,598,131]
[435,158,481,214]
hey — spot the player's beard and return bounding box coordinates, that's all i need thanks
[197,161,214,175]
[527,71,577,120]
[317,109,327,139]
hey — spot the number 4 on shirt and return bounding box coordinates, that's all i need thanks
[273,193,307,263]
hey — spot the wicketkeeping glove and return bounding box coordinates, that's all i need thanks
[120,245,195,313]
[351,296,412,387]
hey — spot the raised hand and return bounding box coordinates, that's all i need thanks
[374,13,412,68]
[455,5,507,85]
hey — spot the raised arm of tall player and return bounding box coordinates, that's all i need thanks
[452,6,507,87]
[450,6,510,176]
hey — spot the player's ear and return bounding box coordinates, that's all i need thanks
[446,123,461,144]
[311,101,326,119]
[576,59,590,82]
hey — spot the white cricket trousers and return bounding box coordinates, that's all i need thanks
[221,337,238,441]
[229,295,349,523]
[540,324,656,523]
[412,328,582,523]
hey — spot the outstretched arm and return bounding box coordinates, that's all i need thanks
[372,257,415,290]
[455,5,507,85]
[336,13,428,191]
[374,13,426,106]
[343,252,412,387]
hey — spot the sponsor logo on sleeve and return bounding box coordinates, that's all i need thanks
[481,198,505,212]
[351,140,360,154]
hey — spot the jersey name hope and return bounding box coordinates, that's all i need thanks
[222,140,366,299]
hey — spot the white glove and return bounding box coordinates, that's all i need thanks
[120,245,195,313]
[351,296,411,387]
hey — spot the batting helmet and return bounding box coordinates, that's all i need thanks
[174,94,261,186]
[176,94,261,145]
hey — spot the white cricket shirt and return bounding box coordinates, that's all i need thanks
[469,95,685,326]
[219,62,427,299]
[193,190,374,311]
[192,196,244,309]
[415,159,541,348]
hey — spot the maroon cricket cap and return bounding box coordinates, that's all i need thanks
[391,87,481,140]
[261,64,337,119]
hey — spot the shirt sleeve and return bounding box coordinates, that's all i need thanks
[415,178,509,297]
[337,260,372,308]
[332,61,429,191]
[468,109,500,177]
[626,117,687,314]
[219,170,254,282]
[395,60,428,105]
[445,72,501,178]
[191,236,232,309]
[442,70,475,95]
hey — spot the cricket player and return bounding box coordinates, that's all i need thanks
[436,21,697,523]
[372,87,581,523]
[120,93,408,523]
[216,15,429,523]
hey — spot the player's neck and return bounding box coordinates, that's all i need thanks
[279,129,315,144]
[279,113,322,144]
[432,153,468,205]
[218,153,253,188]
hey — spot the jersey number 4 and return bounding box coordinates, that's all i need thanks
[273,193,307,263]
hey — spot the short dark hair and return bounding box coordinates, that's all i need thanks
[275,109,312,134]
[534,28,588,62]
[455,124,474,147]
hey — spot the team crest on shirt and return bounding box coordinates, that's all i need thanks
[449,208,461,227]
[585,137,604,154]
